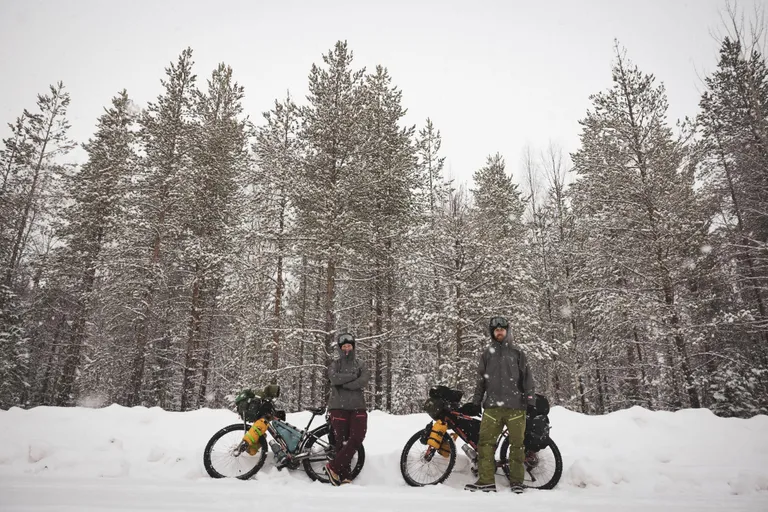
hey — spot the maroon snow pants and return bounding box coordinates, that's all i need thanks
[327,409,367,480]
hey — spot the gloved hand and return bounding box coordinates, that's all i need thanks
[526,395,537,416]
[458,402,481,416]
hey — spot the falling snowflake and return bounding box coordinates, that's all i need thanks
[483,374,489,379]
[125,99,143,116]
[489,347,496,354]
[701,244,713,254]
[496,401,505,407]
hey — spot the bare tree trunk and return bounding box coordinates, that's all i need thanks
[577,373,588,413]
[129,220,165,406]
[297,255,308,409]
[550,354,562,403]
[433,270,443,384]
[385,248,394,412]
[311,261,323,405]
[39,314,67,404]
[181,269,203,411]
[595,366,605,414]
[663,284,700,408]
[625,320,641,404]
[196,279,220,408]
[271,252,284,383]
[454,283,463,390]
[56,306,87,405]
[197,341,211,408]
[323,257,336,401]
[374,263,383,410]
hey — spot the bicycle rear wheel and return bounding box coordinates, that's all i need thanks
[302,424,365,483]
[499,437,562,489]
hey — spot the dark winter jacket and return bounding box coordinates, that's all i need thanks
[471,330,535,411]
[327,347,369,411]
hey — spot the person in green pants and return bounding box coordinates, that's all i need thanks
[459,315,535,493]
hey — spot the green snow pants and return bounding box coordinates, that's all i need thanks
[477,407,526,484]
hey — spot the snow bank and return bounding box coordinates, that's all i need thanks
[0,403,766,501]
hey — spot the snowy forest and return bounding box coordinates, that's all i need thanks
[1,16,767,420]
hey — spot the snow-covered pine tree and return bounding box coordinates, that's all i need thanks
[253,93,304,406]
[177,63,250,410]
[697,32,768,416]
[0,83,74,408]
[125,48,197,408]
[471,153,534,331]
[570,46,708,410]
[295,41,367,401]
[355,65,417,411]
[440,184,482,394]
[394,118,452,412]
[48,90,138,406]
[522,145,592,410]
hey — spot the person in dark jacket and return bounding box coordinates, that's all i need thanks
[324,331,369,486]
[460,315,535,494]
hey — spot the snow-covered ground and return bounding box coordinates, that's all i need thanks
[1,404,766,511]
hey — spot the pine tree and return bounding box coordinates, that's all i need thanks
[523,145,589,409]
[392,118,451,411]
[697,33,768,416]
[50,90,138,405]
[127,48,197,407]
[294,41,366,400]
[570,46,707,409]
[470,153,531,316]
[0,83,73,407]
[356,65,417,410]
[178,63,250,410]
[253,93,301,394]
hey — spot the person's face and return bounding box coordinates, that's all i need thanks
[493,327,507,341]
[341,343,354,354]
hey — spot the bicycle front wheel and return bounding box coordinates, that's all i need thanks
[302,424,365,483]
[400,429,456,486]
[203,423,268,479]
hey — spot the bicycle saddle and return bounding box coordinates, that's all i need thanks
[308,406,326,416]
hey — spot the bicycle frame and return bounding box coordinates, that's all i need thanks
[427,411,511,470]
[262,409,332,468]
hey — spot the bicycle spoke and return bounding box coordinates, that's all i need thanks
[403,445,451,485]
[208,430,261,478]
[523,447,556,487]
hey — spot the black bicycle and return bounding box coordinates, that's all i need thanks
[203,385,365,482]
[400,386,562,489]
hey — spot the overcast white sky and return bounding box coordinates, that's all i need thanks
[0,0,761,186]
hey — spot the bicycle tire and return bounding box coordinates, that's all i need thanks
[301,423,365,483]
[203,423,268,480]
[499,436,562,490]
[399,429,456,487]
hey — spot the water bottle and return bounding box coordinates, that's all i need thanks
[461,443,477,461]
[269,440,287,467]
